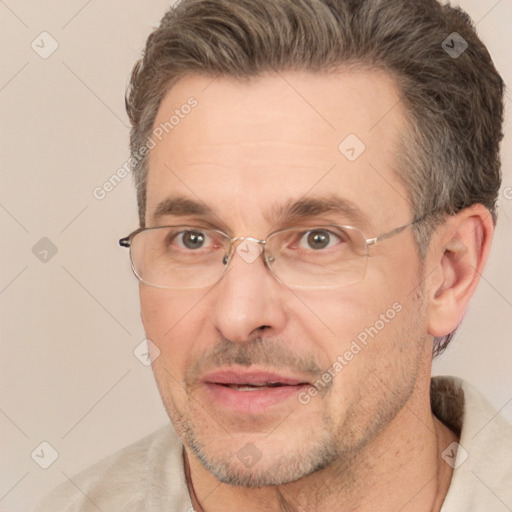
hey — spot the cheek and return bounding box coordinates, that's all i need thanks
[305,290,425,424]
[292,274,422,379]
[139,287,173,339]
[291,287,398,351]
[139,286,210,370]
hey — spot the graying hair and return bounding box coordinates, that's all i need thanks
[125,0,504,355]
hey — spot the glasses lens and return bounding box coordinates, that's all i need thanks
[266,225,368,288]
[129,227,229,289]
[127,225,369,289]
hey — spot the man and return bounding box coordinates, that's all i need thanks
[37,0,511,510]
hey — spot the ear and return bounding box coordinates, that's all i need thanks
[426,204,494,338]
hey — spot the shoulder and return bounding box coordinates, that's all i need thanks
[34,425,192,512]
[434,376,512,511]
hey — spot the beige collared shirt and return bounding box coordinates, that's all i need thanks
[35,376,512,511]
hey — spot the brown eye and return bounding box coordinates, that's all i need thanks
[306,230,331,250]
[178,231,206,249]
[298,229,344,251]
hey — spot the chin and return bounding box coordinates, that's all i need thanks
[186,428,339,488]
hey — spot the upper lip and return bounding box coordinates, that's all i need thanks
[202,368,310,386]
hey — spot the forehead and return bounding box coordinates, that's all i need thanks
[146,70,410,231]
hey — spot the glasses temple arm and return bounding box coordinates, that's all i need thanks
[366,215,427,246]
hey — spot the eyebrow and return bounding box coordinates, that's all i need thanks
[152,197,210,222]
[151,194,370,230]
[267,196,370,230]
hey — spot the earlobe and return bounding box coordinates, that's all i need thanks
[427,205,494,338]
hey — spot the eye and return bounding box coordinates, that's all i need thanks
[174,230,209,250]
[299,229,342,250]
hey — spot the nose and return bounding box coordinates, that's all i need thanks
[211,240,288,342]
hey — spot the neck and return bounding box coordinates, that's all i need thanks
[185,383,458,512]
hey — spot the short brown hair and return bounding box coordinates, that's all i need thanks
[125,0,504,355]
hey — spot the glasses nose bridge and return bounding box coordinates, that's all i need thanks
[230,235,266,246]
[224,235,269,266]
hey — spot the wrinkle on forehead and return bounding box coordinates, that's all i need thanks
[146,70,410,233]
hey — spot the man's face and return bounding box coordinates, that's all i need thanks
[141,70,430,486]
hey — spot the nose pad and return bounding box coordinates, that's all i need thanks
[235,239,263,264]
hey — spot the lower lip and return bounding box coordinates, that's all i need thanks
[204,382,307,414]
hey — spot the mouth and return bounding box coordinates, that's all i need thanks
[219,383,289,391]
[201,369,311,414]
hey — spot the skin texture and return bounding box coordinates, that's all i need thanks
[139,70,493,511]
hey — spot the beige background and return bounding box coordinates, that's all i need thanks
[1,1,511,511]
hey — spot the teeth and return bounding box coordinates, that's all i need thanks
[236,385,264,391]
[226,383,283,391]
